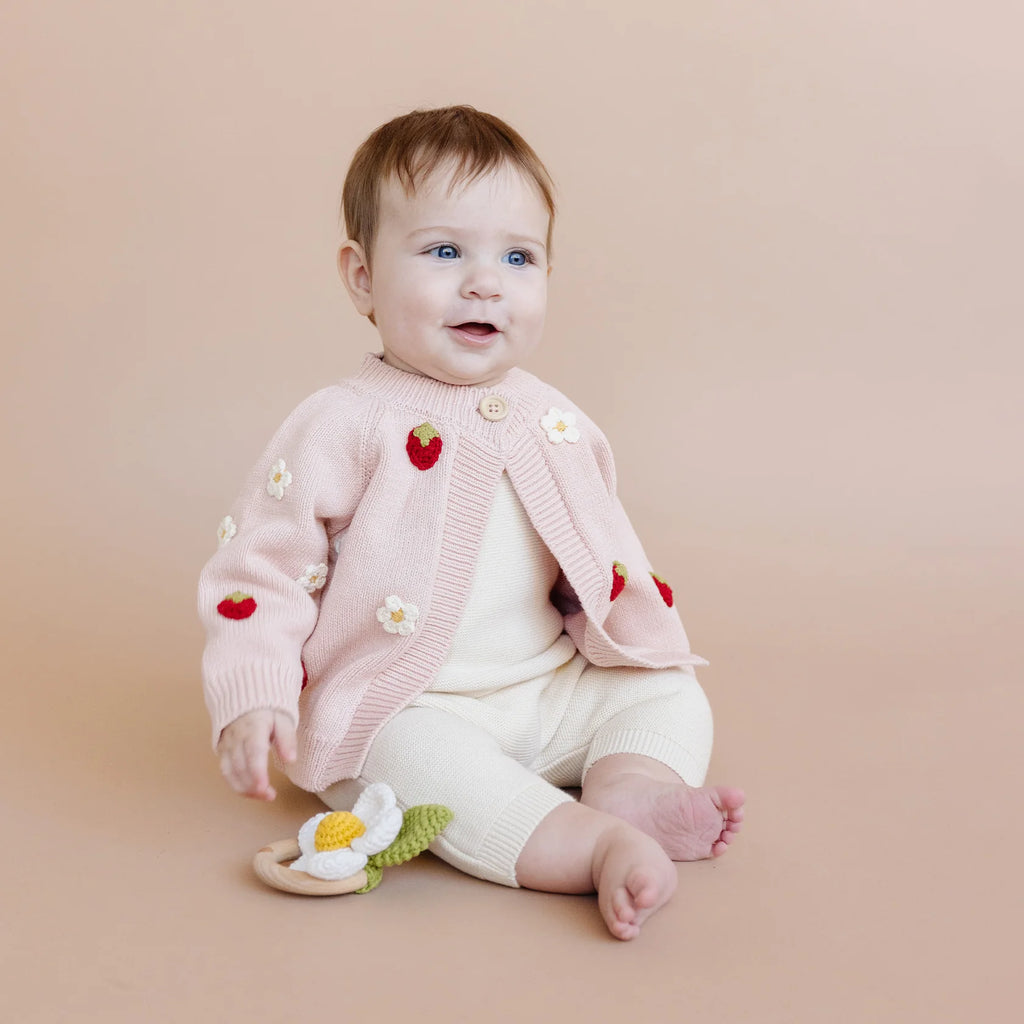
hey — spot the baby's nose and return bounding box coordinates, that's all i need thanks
[460,262,502,300]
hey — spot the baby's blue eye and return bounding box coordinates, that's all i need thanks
[504,250,531,267]
[429,244,459,260]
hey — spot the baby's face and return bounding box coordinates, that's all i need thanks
[365,162,551,387]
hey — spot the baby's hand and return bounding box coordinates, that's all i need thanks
[216,709,297,801]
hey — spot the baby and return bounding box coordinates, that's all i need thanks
[199,105,744,940]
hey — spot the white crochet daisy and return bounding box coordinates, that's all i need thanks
[217,515,237,547]
[290,783,404,881]
[540,407,581,444]
[376,595,419,636]
[297,563,329,593]
[266,459,293,500]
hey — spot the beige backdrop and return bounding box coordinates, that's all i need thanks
[3,2,1019,1021]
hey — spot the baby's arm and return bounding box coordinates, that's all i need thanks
[198,386,373,791]
[216,709,297,801]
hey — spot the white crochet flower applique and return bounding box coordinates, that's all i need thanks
[266,458,293,500]
[540,407,581,445]
[376,595,419,636]
[217,515,237,547]
[297,563,329,593]
[290,783,404,881]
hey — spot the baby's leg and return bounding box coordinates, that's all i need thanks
[320,706,675,939]
[572,666,744,860]
[582,753,745,860]
[515,800,677,941]
[321,705,572,887]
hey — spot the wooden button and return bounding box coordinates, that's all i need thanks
[478,395,509,421]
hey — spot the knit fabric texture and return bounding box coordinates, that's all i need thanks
[198,353,706,791]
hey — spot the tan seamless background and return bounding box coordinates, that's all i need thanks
[2,2,1020,1021]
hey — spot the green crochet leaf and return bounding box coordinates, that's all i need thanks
[368,805,453,869]
[355,862,383,894]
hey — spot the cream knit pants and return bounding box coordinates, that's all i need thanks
[320,655,713,887]
[322,475,713,885]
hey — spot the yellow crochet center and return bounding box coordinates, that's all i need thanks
[314,812,367,852]
[391,609,405,623]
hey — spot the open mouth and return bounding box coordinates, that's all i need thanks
[449,321,501,344]
[451,321,498,337]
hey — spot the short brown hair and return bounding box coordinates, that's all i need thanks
[342,105,556,268]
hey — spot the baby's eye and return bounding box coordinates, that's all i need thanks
[428,244,460,260]
[504,249,534,267]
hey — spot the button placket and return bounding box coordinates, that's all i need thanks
[478,395,508,421]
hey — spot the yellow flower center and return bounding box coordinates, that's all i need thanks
[314,811,367,852]
[556,421,567,432]
[390,609,405,623]
[274,473,282,483]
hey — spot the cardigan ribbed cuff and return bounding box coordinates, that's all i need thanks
[203,661,300,747]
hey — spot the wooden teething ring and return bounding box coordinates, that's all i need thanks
[252,837,369,895]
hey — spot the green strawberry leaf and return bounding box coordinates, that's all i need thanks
[369,805,454,868]
[355,862,383,894]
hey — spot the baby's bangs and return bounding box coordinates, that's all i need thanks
[394,142,516,198]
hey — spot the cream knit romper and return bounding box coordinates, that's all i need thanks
[321,474,714,886]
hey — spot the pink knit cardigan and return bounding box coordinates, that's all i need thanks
[199,353,706,791]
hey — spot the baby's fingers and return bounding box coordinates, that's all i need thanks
[271,711,298,765]
[219,743,268,800]
[217,719,275,800]
[239,730,276,800]
[219,743,251,796]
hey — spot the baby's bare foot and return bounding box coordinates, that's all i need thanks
[586,772,745,861]
[594,824,678,941]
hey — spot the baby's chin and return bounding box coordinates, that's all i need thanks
[381,348,513,389]
[435,367,510,388]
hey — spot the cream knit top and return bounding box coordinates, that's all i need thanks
[430,473,576,694]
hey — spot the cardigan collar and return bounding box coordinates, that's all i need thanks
[350,352,543,433]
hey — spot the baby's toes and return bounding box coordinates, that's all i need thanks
[611,918,640,941]
[612,886,639,924]
[719,787,746,817]
[627,873,660,911]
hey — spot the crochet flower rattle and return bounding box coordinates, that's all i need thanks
[253,782,453,895]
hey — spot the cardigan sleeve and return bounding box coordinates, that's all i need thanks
[197,386,374,746]
[550,404,708,670]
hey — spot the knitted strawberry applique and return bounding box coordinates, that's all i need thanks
[650,573,674,608]
[217,591,257,619]
[406,422,443,470]
[610,561,629,601]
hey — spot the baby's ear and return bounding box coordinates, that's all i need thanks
[337,241,374,318]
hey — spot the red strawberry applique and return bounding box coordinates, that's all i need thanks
[650,573,674,608]
[406,422,443,470]
[217,591,257,620]
[610,561,628,601]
